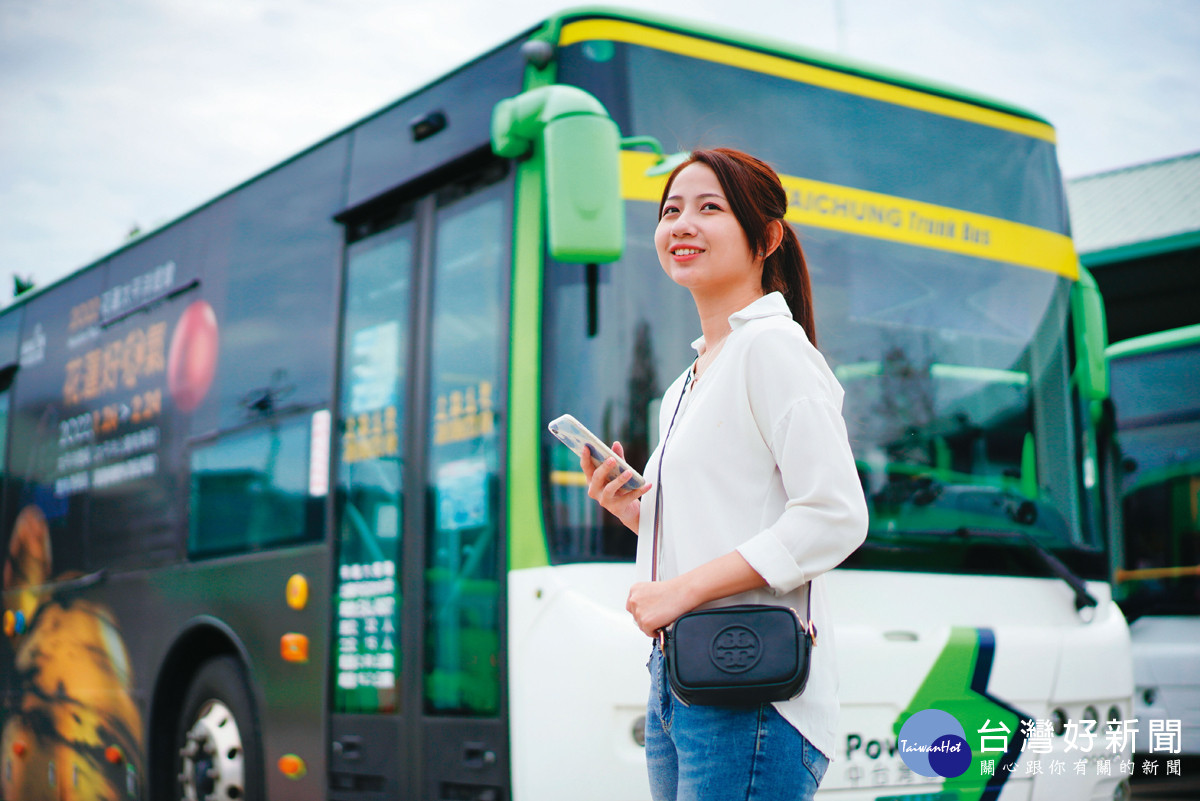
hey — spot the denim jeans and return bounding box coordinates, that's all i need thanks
[646,646,829,801]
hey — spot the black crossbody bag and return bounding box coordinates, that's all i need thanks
[653,368,815,707]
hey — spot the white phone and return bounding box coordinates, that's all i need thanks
[547,414,647,491]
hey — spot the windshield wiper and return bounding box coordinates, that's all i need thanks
[952,527,1099,612]
[873,480,1100,612]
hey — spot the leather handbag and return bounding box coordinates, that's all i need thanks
[652,368,815,707]
[662,603,813,706]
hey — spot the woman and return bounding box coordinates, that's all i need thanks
[582,148,868,801]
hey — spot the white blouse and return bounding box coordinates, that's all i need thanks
[636,291,869,760]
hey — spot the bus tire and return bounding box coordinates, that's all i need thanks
[174,655,264,801]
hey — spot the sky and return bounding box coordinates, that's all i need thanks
[2,0,1198,303]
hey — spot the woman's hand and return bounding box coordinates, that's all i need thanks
[626,578,696,638]
[627,552,768,638]
[582,441,652,533]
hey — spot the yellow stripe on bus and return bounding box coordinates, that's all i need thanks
[621,151,1079,280]
[560,19,1057,143]
[550,470,589,487]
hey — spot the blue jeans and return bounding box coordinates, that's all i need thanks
[646,646,829,801]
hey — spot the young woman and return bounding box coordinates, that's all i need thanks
[582,148,869,800]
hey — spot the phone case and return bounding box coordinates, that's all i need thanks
[547,414,646,491]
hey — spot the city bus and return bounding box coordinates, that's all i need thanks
[0,7,1131,801]
[1108,325,1200,759]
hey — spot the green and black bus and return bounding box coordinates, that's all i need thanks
[1108,324,1200,758]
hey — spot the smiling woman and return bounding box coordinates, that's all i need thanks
[582,148,869,800]
[656,149,817,353]
[655,164,769,350]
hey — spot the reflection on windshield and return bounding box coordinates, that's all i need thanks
[811,229,1088,553]
[1111,347,1200,617]
[542,195,1100,578]
[840,353,1052,540]
[542,33,1101,576]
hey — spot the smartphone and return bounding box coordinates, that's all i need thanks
[547,414,647,491]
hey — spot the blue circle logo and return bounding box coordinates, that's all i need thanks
[897,709,972,778]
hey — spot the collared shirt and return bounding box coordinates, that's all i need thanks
[636,291,869,760]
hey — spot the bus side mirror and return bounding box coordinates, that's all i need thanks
[491,85,624,263]
[1071,264,1109,417]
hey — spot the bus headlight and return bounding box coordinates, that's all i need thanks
[1051,708,1069,735]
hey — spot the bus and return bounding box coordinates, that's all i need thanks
[1108,325,1200,759]
[0,7,1131,801]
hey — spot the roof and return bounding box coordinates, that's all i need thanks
[1066,150,1200,261]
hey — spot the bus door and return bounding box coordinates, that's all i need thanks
[329,158,511,801]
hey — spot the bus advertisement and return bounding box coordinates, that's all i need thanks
[0,8,1132,801]
[1108,325,1200,761]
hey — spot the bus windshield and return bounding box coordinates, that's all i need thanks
[542,31,1106,579]
[1110,340,1200,617]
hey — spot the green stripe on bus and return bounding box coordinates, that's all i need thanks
[896,628,1023,800]
[505,38,558,572]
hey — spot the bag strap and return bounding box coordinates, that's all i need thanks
[651,367,693,583]
[649,362,815,634]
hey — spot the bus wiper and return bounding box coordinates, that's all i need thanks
[953,526,1099,612]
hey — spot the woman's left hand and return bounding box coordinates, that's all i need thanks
[626,579,695,638]
[627,552,768,638]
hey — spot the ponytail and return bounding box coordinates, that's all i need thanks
[762,222,817,347]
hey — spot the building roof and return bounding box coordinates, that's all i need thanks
[1066,150,1200,260]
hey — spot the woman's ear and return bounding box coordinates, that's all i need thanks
[763,219,785,259]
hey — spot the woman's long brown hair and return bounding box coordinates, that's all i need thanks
[658,147,817,346]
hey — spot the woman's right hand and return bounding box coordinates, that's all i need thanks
[582,441,653,534]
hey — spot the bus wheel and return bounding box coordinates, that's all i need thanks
[175,656,263,801]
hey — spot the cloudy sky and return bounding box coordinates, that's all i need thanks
[2,0,1198,302]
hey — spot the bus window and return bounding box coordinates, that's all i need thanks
[1111,341,1200,618]
[203,145,343,436]
[88,259,196,568]
[423,166,509,716]
[0,314,15,482]
[188,414,323,557]
[332,206,416,714]
[0,311,20,367]
[6,269,107,575]
[0,390,9,490]
[1110,343,1200,429]
[542,207,694,561]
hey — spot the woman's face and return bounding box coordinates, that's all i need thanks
[655,162,761,298]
